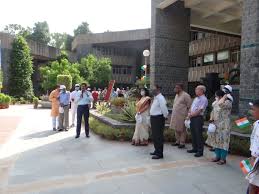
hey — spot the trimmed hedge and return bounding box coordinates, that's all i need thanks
[90,116,251,156]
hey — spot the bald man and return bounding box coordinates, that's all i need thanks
[187,85,208,157]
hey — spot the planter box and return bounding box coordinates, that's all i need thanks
[39,100,52,109]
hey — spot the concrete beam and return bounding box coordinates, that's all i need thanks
[158,0,179,9]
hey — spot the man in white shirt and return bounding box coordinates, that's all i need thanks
[70,84,80,128]
[150,85,169,159]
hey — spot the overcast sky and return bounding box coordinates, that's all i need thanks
[0,0,151,35]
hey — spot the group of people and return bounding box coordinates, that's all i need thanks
[132,83,237,162]
[47,82,259,193]
[49,83,94,138]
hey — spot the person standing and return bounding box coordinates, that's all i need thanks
[49,85,60,131]
[132,88,151,146]
[150,85,169,159]
[75,83,93,138]
[187,85,208,157]
[58,85,70,131]
[92,87,99,109]
[247,100,259,194]
[206,90,232,165]
[170,83,192,149]
[70,84,80,128]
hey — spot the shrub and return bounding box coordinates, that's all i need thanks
[96,103,111,115]
[0,93,12,108]
[121,100,137,122]
[110,97,126,107]
[89,117,134,141]
[57,75,72,90]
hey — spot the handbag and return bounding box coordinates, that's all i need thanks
[184,119,190,129]
[208,123,216,133]
[59,106,64,114]
[135,114,142,124]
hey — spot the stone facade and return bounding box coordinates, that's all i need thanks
[150,0,190,95]
[239,0,259,115]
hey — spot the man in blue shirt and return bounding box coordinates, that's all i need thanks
[75,83,93,138]
[58,85,70,131]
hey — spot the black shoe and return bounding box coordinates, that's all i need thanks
[75,135,80,139]
[150,152,157,156]
[53,128,57,131]
[194,153,203,157]
[86,135,90,138]
[58,128,63,132]
[171,142,180,146]
[187,149,197,153]
[178,144,185,149]
[152,155,163,159]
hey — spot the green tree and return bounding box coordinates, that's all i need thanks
[9,36,34,99]
[4,24,32,38]
[79,55,112,88]
[57,75,72,91]
[40,56,83,91]
[50,33,67,49]
[74,22,91,36]
[28,21,51,44]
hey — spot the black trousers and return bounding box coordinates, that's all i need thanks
[76,105,90,136]
[151,115,165,157]
[190,116,204,153]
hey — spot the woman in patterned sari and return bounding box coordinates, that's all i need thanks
[206,90,232,165]
[132,88,151,146]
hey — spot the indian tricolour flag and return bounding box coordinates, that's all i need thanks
[240,159,253,175]
[235,117,250,129]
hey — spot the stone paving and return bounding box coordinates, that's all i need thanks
[0,105,248,194]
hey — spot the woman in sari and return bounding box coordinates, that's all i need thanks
[206,90,232,165]
[132,88,151,146]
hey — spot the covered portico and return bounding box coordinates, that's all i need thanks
[151,0,259,114]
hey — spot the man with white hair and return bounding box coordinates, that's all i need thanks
[70,84,80,128]
[187,85,208,157]
[58,85,70,131]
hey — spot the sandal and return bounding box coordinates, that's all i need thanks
[211,158,220,162]
[217,160,226,165]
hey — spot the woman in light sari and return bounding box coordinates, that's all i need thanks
[132,88,151,146]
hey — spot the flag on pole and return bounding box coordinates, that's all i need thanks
[235,117,250,129]
[240,159,253,175]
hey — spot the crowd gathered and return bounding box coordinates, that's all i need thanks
[48,82,259,193]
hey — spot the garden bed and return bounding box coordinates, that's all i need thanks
[90,110,251,156]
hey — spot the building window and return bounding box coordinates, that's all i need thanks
[112,65,132,75]
[217,50,229,63]
[231,50,240,64]
[190,56,202,67]
[203,53,214,65]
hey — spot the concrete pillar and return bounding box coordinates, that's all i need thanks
[150,0,190,95]
[239,0,259,115]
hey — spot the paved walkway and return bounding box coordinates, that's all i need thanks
[0,105,248,194]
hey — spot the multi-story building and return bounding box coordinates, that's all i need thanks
[72,27,241,89]
[71,29,150,87]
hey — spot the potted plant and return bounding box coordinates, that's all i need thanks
[33,97,39,109]
[0,93,11,109]
[3,95,11,108]
[0,94,4,109]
